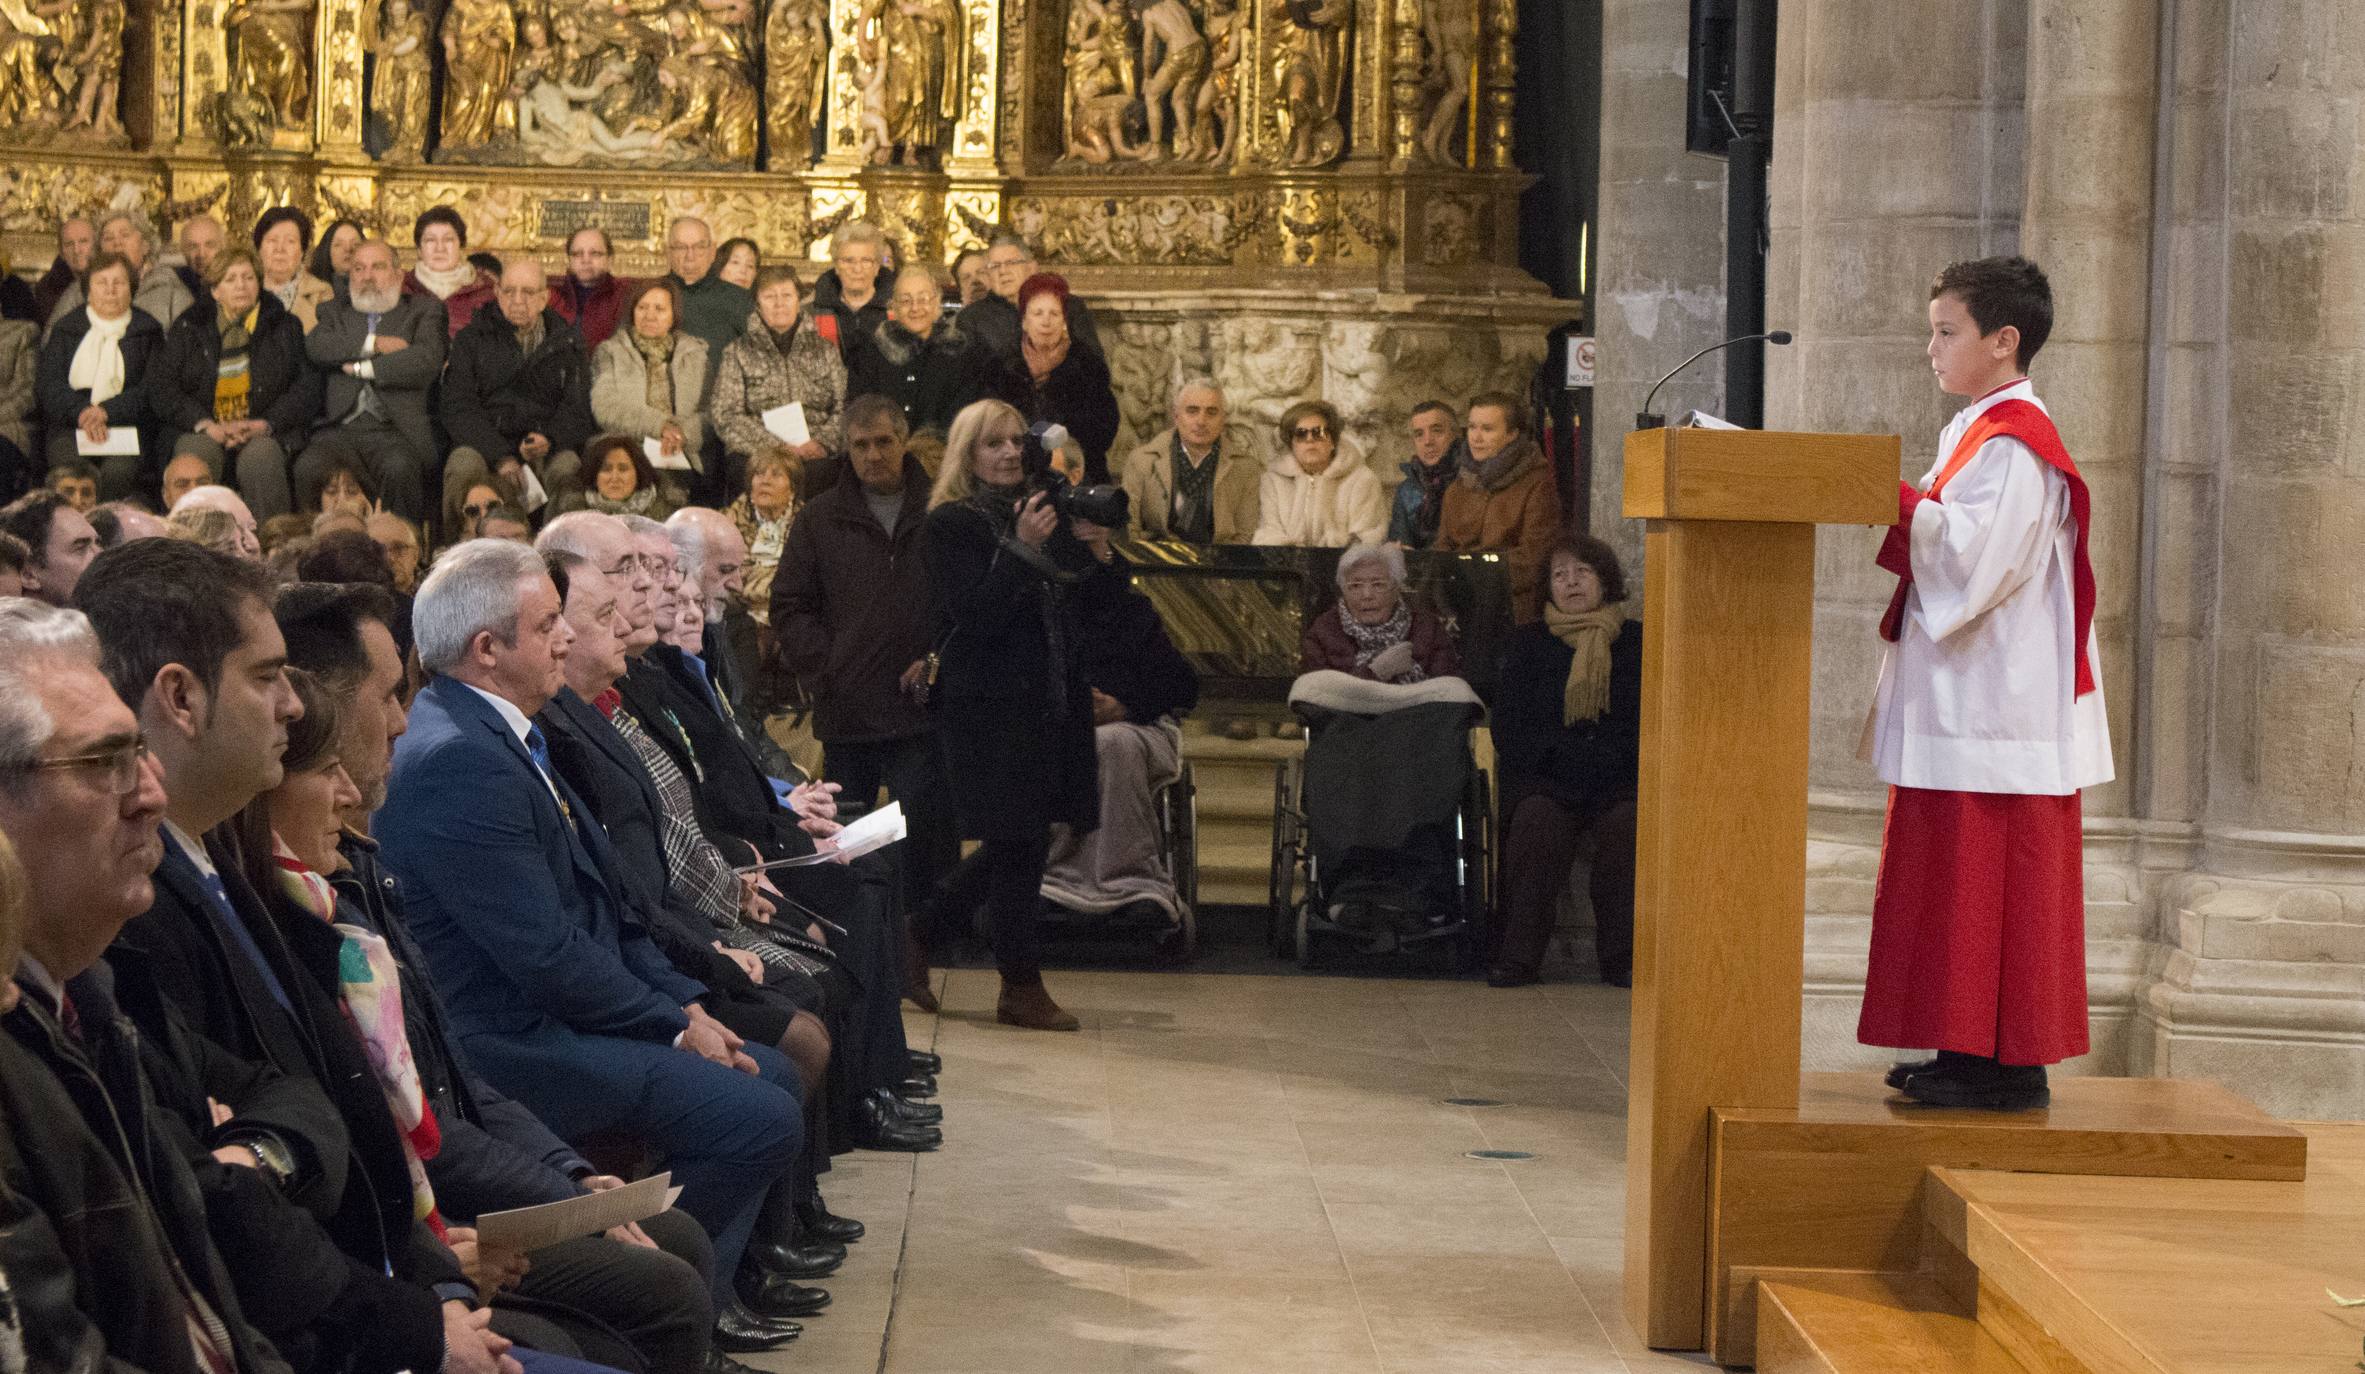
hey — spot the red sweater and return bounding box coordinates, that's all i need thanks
[1299,608,1460,681]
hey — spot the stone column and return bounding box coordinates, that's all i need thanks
[1763,0,2032,1067]
[2136,0,2365,1119]
[1589,0,1726,573]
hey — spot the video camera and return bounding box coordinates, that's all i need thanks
[1020,421,1130,531]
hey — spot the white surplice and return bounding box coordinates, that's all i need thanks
[1860,378,2114,796]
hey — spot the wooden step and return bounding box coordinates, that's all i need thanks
[1756,1273,2032,1374]
[1706,1073,2307,1364]
[1919,1122,2365,1374]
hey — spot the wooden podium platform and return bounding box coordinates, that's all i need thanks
[1755,1121,2364,1373]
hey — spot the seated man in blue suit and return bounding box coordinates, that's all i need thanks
[375,539,812,1328]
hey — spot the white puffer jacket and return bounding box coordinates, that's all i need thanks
[1250,438,1387,548]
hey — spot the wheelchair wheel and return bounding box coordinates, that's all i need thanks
[1295,890,1320,970]
[1172,761,1200,916]
[1268,761,1298,958]
[1454,767,1494,973]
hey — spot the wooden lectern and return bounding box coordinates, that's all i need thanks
[1617,425,1899,1350]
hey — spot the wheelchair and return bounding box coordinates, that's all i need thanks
[1038,758,1201,961]
[1266,675,1492,971]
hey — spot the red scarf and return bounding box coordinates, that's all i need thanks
[1876,397,2096,697]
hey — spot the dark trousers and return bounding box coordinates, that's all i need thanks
[495,1207,714,1374]
[1493,792,1637,981]
[823,733,960,918]
[466,1031,802,1306]
[930,828,1053,983]
[777,857,910,1135]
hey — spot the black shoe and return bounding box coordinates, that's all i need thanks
[798,1194,865,1244]
[851,1093,942,1151]
[878,1087,942,1125]
[896,1072,938,1099]
[712,1298,801,1351]
[1884,1058,1938,1090]
[907,1049,943,1075]
[748,1234,847,1280]
[1900,1059,2049,1112]
[736,1263,833,1318]
[707,1349,768,1374]
[1486,966,1537,989]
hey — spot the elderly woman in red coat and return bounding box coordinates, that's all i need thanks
[1299,541,1459,682]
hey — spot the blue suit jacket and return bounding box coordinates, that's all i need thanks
[375,675,703,1048]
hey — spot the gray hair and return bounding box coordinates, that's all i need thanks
[1172,376,1223,410]
[830,220,885,255]
[97,209,160,259]
[535,510,623,563]
[1335,541,1406,591]
[0,599,101,788]
[664,516,705,583]
[414,539,547,674]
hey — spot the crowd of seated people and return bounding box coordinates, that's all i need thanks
[0,193,1641,1374]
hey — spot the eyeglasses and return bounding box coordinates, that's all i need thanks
[1292,425,1331,441]
[9,736,150,797]
[638,555,675,576]
[463,502,495,519]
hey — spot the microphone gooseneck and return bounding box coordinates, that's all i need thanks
[1635,331,1795,430]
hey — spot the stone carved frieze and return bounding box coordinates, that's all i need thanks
[0,0,133,144]
[0,161,159,233]
[1006,191,1249,266]
[1054,0,1239,168]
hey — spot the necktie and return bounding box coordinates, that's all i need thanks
[525,723,575,826]
[196,866,296,1015]
[355,311,387,420]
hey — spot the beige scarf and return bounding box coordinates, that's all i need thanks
[1545,602,1623,725]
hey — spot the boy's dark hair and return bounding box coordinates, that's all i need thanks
[74,537,277,708]
[47,460,98,488]
[274,580,398,694]
[1931,256,2052,369]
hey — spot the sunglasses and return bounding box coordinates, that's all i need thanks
[463,502,495,518]
[1292,425,1331,441]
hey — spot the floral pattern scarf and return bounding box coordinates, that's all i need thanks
[1337,600,1424,682]
[273,839,445,1239]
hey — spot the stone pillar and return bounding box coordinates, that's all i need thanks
[2135,0,2365,1119]
[1589,0,1726,572]
[1763,0,2033,1068]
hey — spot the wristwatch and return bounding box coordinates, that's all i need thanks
[224,1131,298,1191]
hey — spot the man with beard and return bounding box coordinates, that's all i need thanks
[301,240,448,523]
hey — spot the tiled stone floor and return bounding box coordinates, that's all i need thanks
[755,967,1717,1373]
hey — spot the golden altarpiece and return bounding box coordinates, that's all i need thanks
[0,0,1570,454]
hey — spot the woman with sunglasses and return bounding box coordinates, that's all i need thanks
[1250,399,1385,547]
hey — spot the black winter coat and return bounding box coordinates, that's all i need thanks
[441,304,595,460]
[1491,621,1643,813]
[770,458,935,744]
[922,498,1109,839]
[810,269,890,364]
[973,345,1122,484]
[150,293,322,444]
[1072,565,1199,725]
[845,321,978,438]
[329,837,591,1224]
[37,305,162,432]
[955,292,1104,368]
[0,970,289,1374]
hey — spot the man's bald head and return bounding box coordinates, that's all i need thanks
[665,507,746,613]
[497,258,548,327]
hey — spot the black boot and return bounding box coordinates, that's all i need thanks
[735,1255,832,1318]
[799,1190,865,1244]
[880,1087,943,1125]
[908,1049,943,1075]
[851,1090,942,1151]
[1900,1054,2049,1111]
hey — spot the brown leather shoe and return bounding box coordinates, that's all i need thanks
[996,979,1080,1032]
[904,933,940,1013]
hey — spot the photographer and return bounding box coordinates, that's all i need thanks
[920,400,1127,1032]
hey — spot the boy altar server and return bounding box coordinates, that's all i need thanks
[1857,256,2111,1111]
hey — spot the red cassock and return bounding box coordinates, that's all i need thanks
[1855,381,2108,1066]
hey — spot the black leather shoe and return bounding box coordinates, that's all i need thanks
[1900,1059,2049,1112]
[736,1264,833,1318]
[851,1092,942,1151]
[907,1049,942,1075]
[799,1194,865,1244]
[712,1298,800,1351]
[877,1087,942,1125]
[749,1235,847,1280]
[896,1072,938,1099]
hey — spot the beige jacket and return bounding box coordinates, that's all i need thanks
[1119,425,1263,543]
[590,331,713,463]
[272,272,338,333]
[1251,437,1387,548]
[0,320,34,456]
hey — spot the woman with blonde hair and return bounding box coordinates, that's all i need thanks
[726,446,798,626]
[919,398,1114,1031]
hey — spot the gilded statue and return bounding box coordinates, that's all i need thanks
[1131,0,1204,160]
[1061,0,1140,164]
[0,0,128,138]
[223,0,316,135]
[1192,0,1241,163]
[763,0,826,167]
[369,0,433,159]
[656,51,759,164]
[855,0,961,164]
[440,0,518,150]
[1273,0,1349,166]
[1418,0,1474,166]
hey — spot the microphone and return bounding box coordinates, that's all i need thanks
[1635,330,1794,430]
